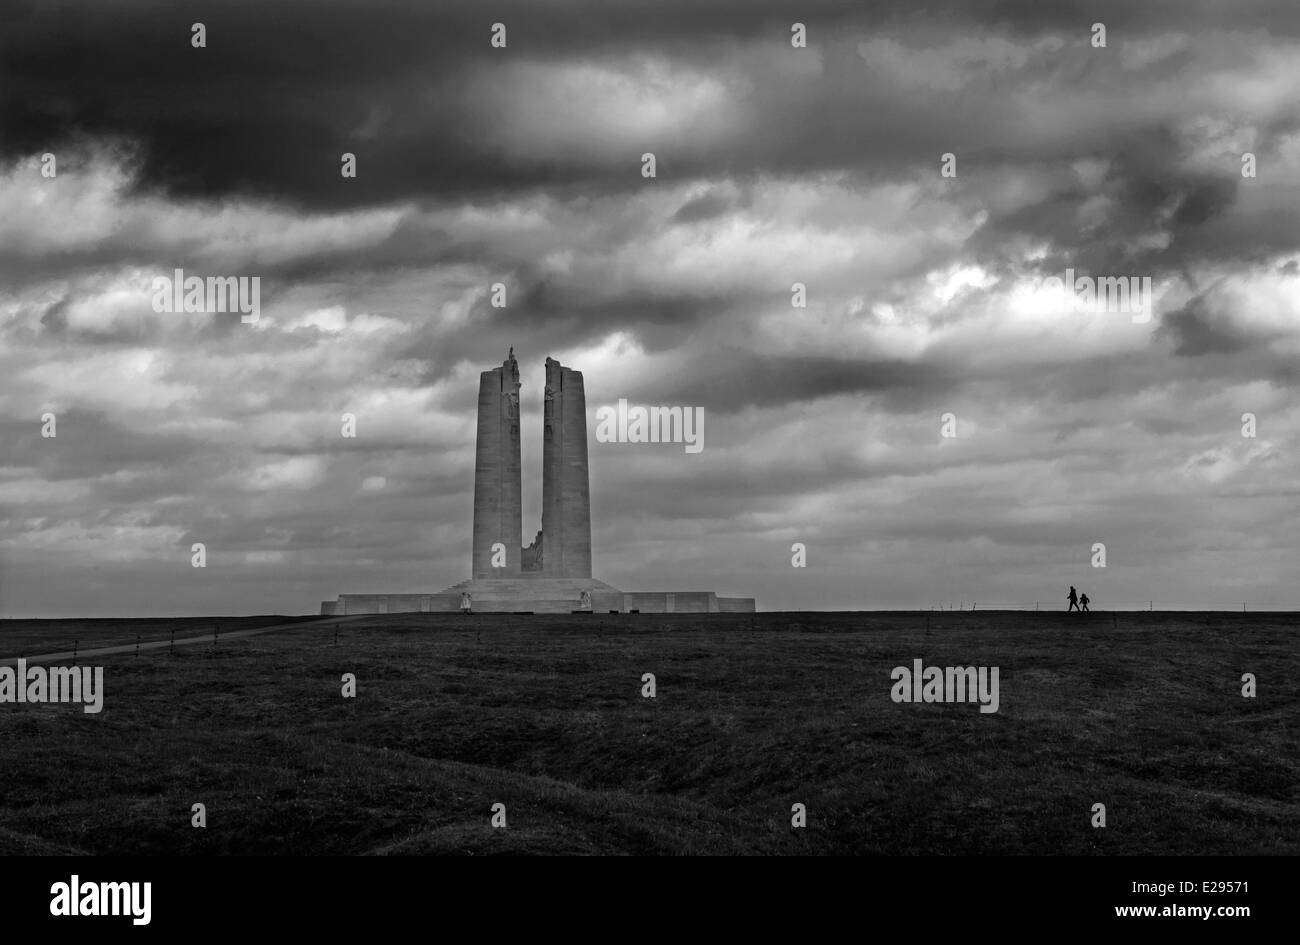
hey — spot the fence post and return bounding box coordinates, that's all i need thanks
[136,635,140,658]
[170,629,175,656]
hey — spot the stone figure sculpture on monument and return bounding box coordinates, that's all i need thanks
[522,530,544,571]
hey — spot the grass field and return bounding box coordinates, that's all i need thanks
[0,611,1295,855]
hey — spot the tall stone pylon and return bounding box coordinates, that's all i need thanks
[541,356,592,578]
[471,350,523,578]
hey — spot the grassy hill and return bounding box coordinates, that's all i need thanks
[0,611,1295,855]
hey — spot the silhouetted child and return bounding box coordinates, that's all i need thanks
[1068,586,1079,612]
[1080,593,1090,612]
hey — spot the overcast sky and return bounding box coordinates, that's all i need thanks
[2,0,1298,616]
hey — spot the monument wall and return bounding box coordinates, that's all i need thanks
[322,589,755,615]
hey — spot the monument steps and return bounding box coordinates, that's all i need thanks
[429,577,622,614]
[439,577,621,599]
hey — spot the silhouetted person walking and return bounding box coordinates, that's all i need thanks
[1068,586,1079,612]
[1080,592,1090,613]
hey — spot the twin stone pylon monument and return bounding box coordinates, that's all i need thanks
[320,350,754,615]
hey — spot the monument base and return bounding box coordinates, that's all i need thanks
[319,578,755,615]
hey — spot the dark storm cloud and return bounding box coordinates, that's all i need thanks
[964,144,1253,289]
[5,0,1299,211]
[0,410,203,480]
[1159,295,1269,357]
[647,353,961,412]
[514,279,744,337]
[671,187,749,224]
